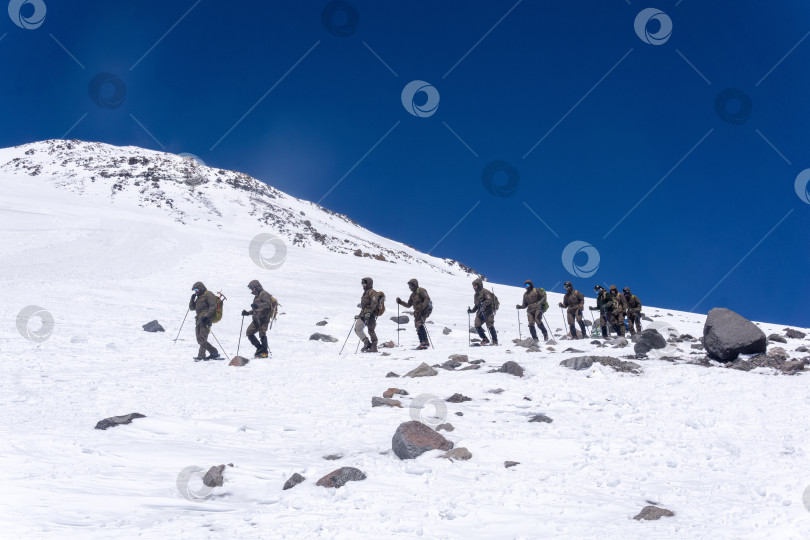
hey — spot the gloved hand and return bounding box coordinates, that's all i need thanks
[190,293,197,303]
[251,303,258,309]
[515,304,522,309]
[201,316,211,325]
[396,297,402,305]
[354,314,360,320]
[241,310,250,316]
[363,312,371,321]
[467,307,473,314]
[558,302,564,308]
[589,306,598,311]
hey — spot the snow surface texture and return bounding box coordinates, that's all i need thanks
[2,140,810,539]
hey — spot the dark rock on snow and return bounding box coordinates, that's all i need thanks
[768,333,787,344]
[703,308,767,361]
[95,412,146,430]
[785,328,806,339]
[203,465,226,488]
[315,320,328,326]
[391,315,409,324]
[529,414,553,423]
[383,388,408,398]
[392,421,453,460]
[282,472,306,490]
[440,447,472,461]
[446,393,472,403]
[142,320,164,332]
[405,362,438,377]
[632,329,666,356]
[436,423,455,432]
[371,397,402,408]
[504,461,520,468]
[498,361,525,377]
[633,505,675,521]
[229,356,249,366]
[309,333,338,343]
[385,372,400,378]
[316,467,367,488]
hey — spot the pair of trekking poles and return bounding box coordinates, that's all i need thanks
[515,305,553,341]
[173,306,277,358]
[339,302,434,355]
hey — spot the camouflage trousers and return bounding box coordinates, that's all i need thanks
[474,309,495,329]
[354,316,377,344]
[246,317,270,339]
[195,320,217,357]
[606,310,625,336]
[566,307,584,326]
[627,311,643,334]
[413,309,427,329]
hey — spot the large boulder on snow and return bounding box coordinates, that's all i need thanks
[632,329,667,356]
[703,308,767,362]
[392,421,453,460]
[142,320,164,332]
[315,467,366,488]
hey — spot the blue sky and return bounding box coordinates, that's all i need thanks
[2,0,809,326]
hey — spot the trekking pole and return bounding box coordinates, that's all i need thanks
[339,319,356,355]
[210,330,230,359]
[517,309,522,340]
[425,325,435,349]
[466,310,471,347]
[542,313,553,338]
[397,303,400,347]
[560,307,568,338]
[173,308,190,345]
[236,315,245,357]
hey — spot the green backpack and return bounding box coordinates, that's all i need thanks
[491,291,500,312]
[538,288,549,312]
[212,292,226,324]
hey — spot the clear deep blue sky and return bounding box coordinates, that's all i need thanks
[2,1,809,326]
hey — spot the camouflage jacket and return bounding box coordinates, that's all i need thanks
[520,287,546,313]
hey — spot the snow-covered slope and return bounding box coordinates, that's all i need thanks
[1,140,809,539]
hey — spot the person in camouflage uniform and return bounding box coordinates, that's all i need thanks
[558,281,586,339]
[189,281,219,360]
[467,278,498,345]
[242,279,277,358]
[589,285,611,337]
[516,279,548,341]
[355,277,381,352]
[396,278,432,350]
[610,285,628,337]
[623,287,643,335]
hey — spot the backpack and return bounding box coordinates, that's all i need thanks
[376,292,386,316]
[491,291,500,312]
[538,288,549,312]
[213,292,226,324]
[268,295,279,319]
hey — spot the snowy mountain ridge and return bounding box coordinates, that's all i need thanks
[0,139,479,277]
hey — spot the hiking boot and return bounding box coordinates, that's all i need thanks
[542,333,549,342]
[416,343,429,350]
[480,336,490,346]
[260,336,269,356]
[205,353,221,361]
[257,351,269,358]
[361,338,371,352]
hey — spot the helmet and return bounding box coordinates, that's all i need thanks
[563,281,573,289]
[622,287,631,294]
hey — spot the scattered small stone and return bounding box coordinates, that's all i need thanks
[323,454,343,461]
[316,467,366,488]
[436,423,455,432]
[785,328,806,339]
[309,333,338,343]
[440,447,472,461]
[392,421,453,460]
[546,339,557,345]
[529,414,553,423]
[469,359,485,365]
[487,388,505,394]
[372,397,402,408]
[229,356,249,367]
[385,372,400,378]
[315,320,328,326]
[391,315,409,324]
[379,340,396,348]
[768,333,787,344]
[442,327,452,335]
[383,388,408,398]
[559,356,593,370]
[523,396,531,401]
[504,461,520,468]
[94,413,146,430]
[769,346,790,360]
[380,352,390,357]
[633,505,674,521]
[448,354,468,363]
[203,465,226,488]
[282,473,305,490]
[460,364,481,371]
[610,337,629,348]
[563,347,585,353]
[446,393,471,403]
[455,412,464,416]
[498,361,524,377]
[796,346,809,353]
[690,343,704,350]
[405,362,438,377]
[439,359,463,370]
[142,320,164,333]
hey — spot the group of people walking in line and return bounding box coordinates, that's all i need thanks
[184,276,643,359]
